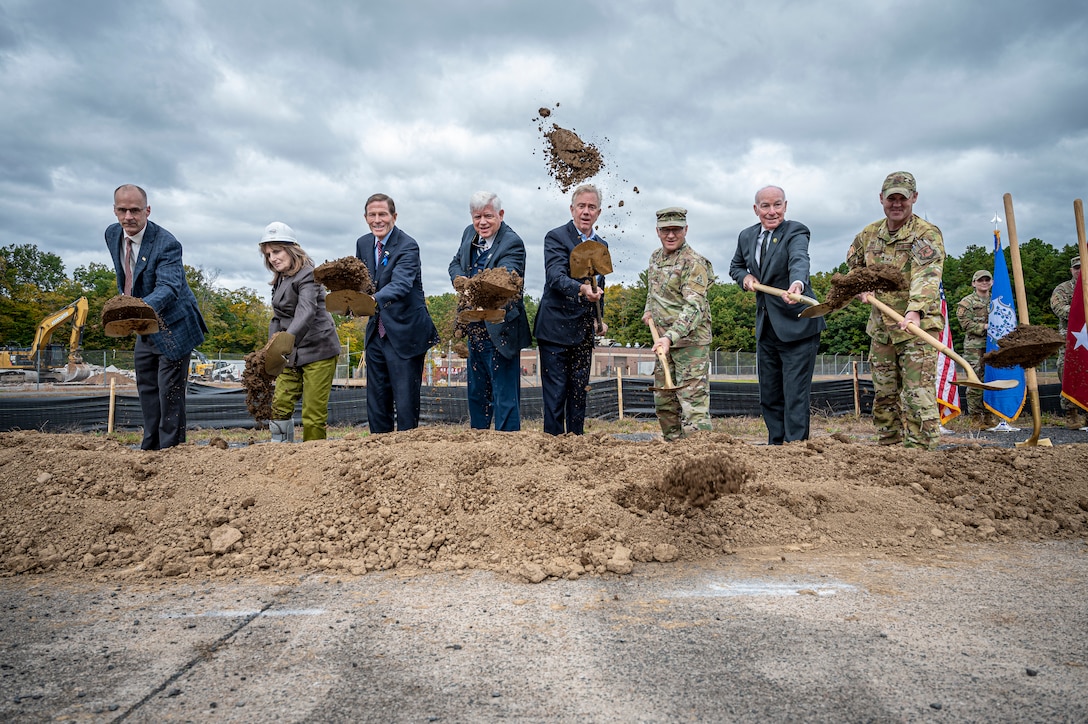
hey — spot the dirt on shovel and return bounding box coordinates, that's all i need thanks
[825,264,908,309]
[314,257,373,294]
[981,325,1066,369]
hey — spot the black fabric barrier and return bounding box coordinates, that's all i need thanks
[0,380,1068,434]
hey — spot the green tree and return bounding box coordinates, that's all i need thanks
[0,243,66,297]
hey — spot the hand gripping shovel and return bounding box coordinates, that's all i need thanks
[646,318,684,392]
[866,297,1018,392]
[569,240,612,329]
[751,283,819,309]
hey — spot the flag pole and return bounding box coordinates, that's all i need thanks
[1002,193,1050,447]
[1075,200,1088,314]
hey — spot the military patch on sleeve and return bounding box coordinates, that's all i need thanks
[688,265,709,293]
[912,236,939,266]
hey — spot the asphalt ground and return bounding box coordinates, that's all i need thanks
[2,541,1087,723]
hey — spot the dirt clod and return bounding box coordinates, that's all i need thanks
[242,349,276,422]
[542,124,604,193]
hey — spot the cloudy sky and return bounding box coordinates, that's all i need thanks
[2,0,1085,300]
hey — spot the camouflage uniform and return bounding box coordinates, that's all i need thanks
[644,240,714,441]
[1051,276,1076,411]
[955,289,989,416]
[847,214,945,449]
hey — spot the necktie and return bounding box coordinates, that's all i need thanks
[124,239,134,296]
[375,238,386,338]
[759,230,770,270]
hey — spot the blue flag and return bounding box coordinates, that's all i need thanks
[983,229,1026,421]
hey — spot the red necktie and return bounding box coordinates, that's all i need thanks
[375,239,386,337]
[124,239,134,296]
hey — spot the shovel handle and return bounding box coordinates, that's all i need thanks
[751,282,819,307]
[646,318,676,390]
[867,297,977,380]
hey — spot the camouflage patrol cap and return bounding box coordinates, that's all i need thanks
[1072,256,1081,268]
[881,171,917,198]
[972,270,992,282]
[656,206,688,228]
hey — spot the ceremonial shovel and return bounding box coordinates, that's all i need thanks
[325,290,376,317]
[866,296,1018,392]
[646,318,684,392]
[569,240,612,329]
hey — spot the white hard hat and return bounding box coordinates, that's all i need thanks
[260,221,298,245]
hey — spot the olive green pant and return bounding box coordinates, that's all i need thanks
[870,337,939,449]
[654,345,712,441]
[271,356,337,441]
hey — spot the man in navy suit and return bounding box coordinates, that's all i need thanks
[729,185,825,444]
[448,191,532,431]
[533,183,607,435]
[356,193,439,433]
[106,184,208,450]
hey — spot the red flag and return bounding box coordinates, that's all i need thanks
[1062,273,1088,412]
[936,284,961,423]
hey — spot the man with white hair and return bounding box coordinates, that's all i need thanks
[448,192,531,431]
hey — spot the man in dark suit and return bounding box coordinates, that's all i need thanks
[355,193,439,433]
[533,183,607,435]
[729,185,825,444]
[106,184,208,450]
[448,191,532,431]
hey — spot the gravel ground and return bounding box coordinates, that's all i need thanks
[2,541,1087,723]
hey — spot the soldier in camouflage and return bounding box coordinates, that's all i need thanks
[955,269,991,419]
[1050,255,1081,417]
[846,171,945,450]
[642,207,714,441]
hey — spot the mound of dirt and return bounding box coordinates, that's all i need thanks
[982,325,1066,369]
[2,429,1086,583]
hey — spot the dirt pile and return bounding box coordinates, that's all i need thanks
[2,429,1086,583]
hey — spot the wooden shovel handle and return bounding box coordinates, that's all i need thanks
[646,318,676,390]
[867,297,979,381]
[751,282,819,307]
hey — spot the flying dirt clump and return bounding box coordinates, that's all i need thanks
[542,124,604,193]
[314,257,373,294]
[981,325,1066,369]
[242,348,275,422]
[659,453,751,507]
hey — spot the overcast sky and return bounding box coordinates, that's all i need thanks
[2,0,1086,301]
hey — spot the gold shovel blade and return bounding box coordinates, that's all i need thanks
[798,303,837,319]
[326,290,376,317]
[569,240,613,279]
[958,378,1020,391]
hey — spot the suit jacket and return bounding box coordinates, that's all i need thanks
[533,221,606,346]
[355,226,439,359]
[447,221,532,360]
[105,220,208,361]
[729,219,825,343]
[269,264,341,367]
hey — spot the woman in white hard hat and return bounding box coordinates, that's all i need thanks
[259,222,341,442]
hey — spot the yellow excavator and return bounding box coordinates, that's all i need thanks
[0,297,94,383]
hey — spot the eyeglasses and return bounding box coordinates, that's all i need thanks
[115,207,144,216]
[659,228,684,237]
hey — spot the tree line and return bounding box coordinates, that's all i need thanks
[1,239,1079,367]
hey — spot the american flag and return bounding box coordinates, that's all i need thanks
[936,283,961,424]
